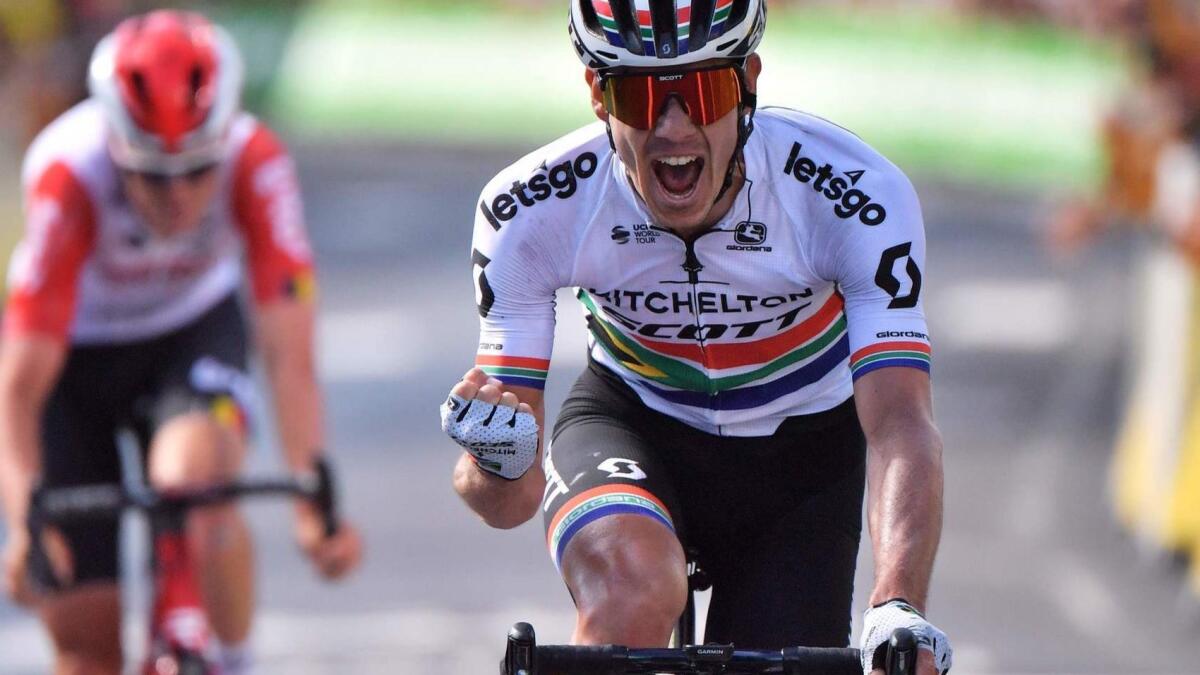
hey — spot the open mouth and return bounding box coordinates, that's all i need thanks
[652,155,704,198]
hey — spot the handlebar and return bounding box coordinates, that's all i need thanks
[30,459,339,524]
[26,459,342,589]
[502,622,918,675]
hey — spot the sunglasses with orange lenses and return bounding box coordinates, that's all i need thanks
[601,66,743,130]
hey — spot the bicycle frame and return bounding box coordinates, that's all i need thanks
[145,507,214,675]
[27,460,339,675]
[672,552,711,647]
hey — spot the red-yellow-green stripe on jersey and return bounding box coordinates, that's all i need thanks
[476,354,550,390]
[850,341,931,380]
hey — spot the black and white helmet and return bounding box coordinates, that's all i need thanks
[569,0,767,71]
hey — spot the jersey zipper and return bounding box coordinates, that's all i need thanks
[679,236,711,378]
[652,226,724,429]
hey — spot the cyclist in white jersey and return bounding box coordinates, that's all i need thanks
[0,11,361,674]
[441,2,951,673]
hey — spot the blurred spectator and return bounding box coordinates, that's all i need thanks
[958,0,1143,34]
[0,2,161,148]
[0,0,78,146]
[1045,0,1200,599]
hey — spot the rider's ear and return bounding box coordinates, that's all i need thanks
[744,53,762,95]
[585,69,608,122]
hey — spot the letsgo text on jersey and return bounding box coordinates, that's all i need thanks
[480,152,600,227]
[782,142,887,226]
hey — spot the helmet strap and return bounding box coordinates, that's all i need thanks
[599,62,758,204]
[713,64,757,205]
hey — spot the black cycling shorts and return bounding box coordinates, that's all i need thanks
[542,360,866,649]
[38,294,251,586]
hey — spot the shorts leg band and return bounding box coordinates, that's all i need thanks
[545,484,674,571]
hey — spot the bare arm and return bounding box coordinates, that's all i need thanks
[255,298,362,579]
[0,335,65,529]
[255,299,323,473]
[450,369,546,529]
[0,335,67,603]
[854,367,943,612]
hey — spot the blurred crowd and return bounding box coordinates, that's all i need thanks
[0,0,1162,151]
[1045,0,1200,604]
[0,0,286,150]
[0,1,145,147]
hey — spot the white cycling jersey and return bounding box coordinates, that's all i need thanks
[472,107,931,436]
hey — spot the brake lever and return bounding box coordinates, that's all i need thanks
[313,457,339,538]
[885,627,918,675]
[502,622,536,675]
[25,491,62,593]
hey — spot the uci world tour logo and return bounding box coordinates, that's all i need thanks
[612,224,660,245]
[727,221,771,252]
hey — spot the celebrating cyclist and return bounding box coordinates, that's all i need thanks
[442,2,950,674]
[0,11,362,674]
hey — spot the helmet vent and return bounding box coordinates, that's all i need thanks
[648,0,678,58]
[609,0,645,56]
[728,0,751,29]
[716,39,737,51]
[689,0,714,52]
[130,71,150,106]
[597,49,619,60]
[189,66,204,102]
[578,0,603,36]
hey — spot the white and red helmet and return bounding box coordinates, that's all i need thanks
[88,10,244,175]
[569,0,767,71]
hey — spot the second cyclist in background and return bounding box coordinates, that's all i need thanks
[0,11,362,674]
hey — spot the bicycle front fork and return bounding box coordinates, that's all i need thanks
[144,511,217,675]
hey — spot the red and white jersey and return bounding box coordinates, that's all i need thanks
[4,99,314,345]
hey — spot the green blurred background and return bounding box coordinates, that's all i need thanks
[0,0,1132,283]
[2,0,1128,183]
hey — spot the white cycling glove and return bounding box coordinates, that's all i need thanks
[440,394,539,480]
[860,599,952,675]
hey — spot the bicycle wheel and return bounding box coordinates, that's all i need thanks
[146,650,212,675]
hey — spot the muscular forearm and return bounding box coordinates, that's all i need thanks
[265,357,324,473]
[866,423,944,612]
[257,301,324,473]
[452,452,544,529]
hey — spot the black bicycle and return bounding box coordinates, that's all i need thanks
[501,555,916,675]
[27,459,341,675]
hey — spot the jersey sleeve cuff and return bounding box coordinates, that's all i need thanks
[475,354,550,390]
[849,341,931,380]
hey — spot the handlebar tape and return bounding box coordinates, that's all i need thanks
[535,645,628,674]
[781,646,862,674]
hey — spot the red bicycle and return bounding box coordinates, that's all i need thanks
[27,459,341,675]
